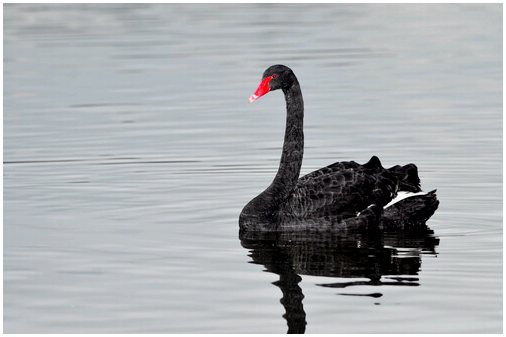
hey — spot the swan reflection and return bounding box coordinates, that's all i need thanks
[239,201,439,334]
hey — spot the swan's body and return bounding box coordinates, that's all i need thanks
[239,65,436,232]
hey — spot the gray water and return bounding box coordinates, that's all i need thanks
[4,4,502,333]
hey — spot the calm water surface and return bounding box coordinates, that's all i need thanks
[4,4,502,333]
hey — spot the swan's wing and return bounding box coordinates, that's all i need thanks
[297,160,362,184]
[283,159,398,219]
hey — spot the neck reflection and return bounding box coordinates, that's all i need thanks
[240,223,439,333]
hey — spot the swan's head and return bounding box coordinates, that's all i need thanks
[249,64,294,103]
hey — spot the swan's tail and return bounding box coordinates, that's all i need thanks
[388,163,422,193]
[382,189,439,230]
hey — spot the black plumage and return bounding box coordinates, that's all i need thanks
[240,65,437,232]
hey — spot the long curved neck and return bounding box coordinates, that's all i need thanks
[239,75,304,223]
[268,78,304,203]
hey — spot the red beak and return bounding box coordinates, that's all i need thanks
[249,75,274,103]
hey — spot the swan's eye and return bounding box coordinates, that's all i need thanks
[272,74,279,79]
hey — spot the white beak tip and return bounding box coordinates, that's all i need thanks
[248,94,258,103]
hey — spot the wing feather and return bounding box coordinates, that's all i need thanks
[280,158,398,219]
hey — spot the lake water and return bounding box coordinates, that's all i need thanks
[4,4,502,333]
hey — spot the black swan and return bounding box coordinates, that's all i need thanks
[239,64,437,232]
